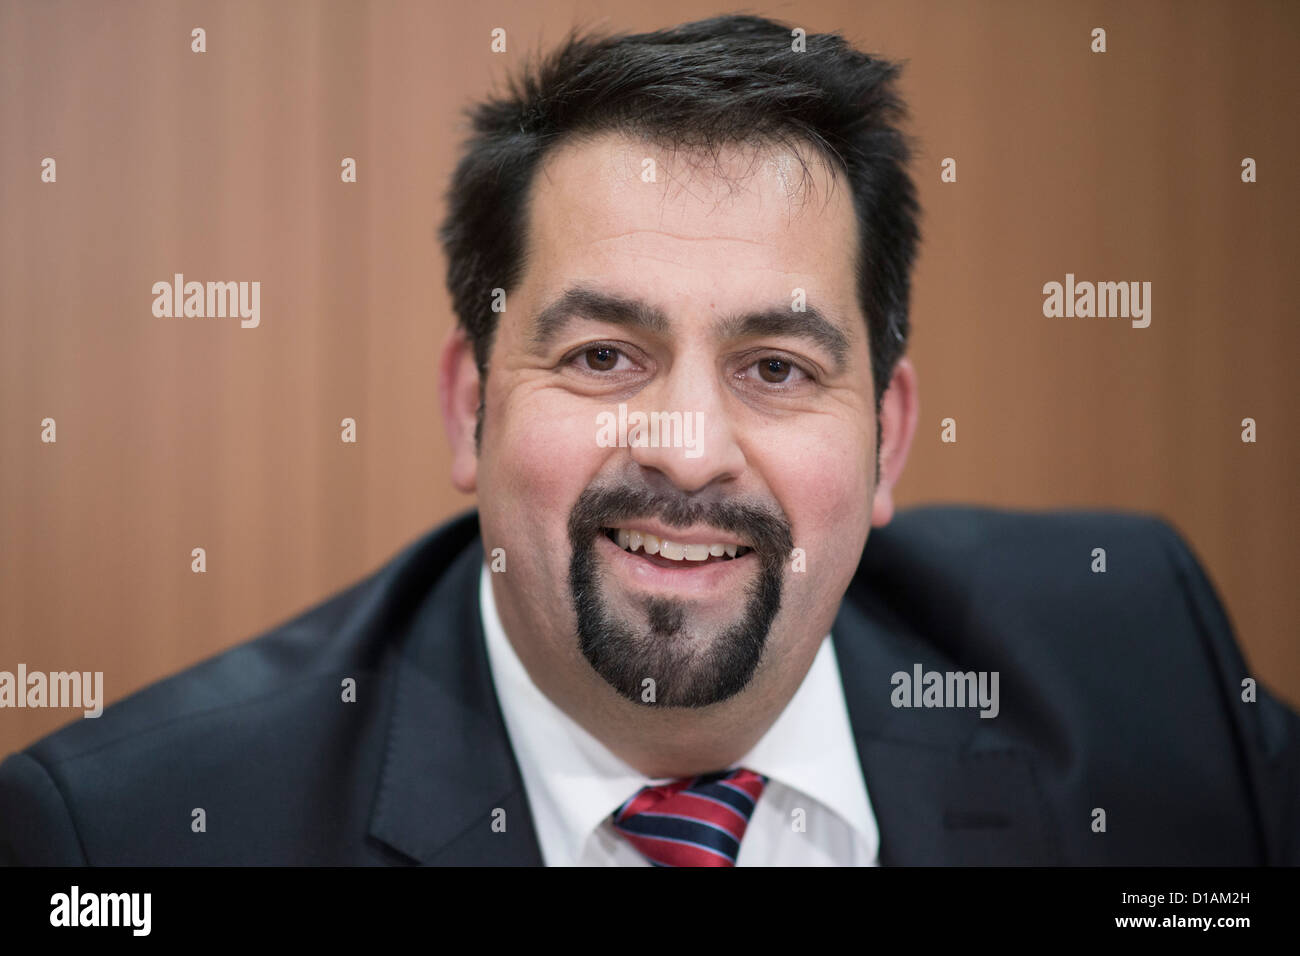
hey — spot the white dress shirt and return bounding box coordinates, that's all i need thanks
[478,563,880,866]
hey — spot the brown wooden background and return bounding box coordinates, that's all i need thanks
[2,0,1296,756]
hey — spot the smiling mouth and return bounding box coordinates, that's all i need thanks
[602,527,752,567]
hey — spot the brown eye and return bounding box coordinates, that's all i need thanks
[584,346,619,371]
[758,358,792,383]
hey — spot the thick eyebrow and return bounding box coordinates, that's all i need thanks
[529,285,852,371]
[715,308,851,371]
[530,287,669,349]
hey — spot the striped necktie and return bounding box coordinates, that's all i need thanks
[610,767,769,866]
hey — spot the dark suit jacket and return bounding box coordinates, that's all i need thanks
[2,507,1297,865]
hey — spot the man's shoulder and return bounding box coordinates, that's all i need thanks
[847,503,1230,700]
[862,503,1187,572]
[844,505,1300,865]
[842,505,1247,751]
[23,510,482,766]
[853,503,1201,634]
[0,510,483,864]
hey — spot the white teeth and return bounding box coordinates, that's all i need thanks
[659,540,685,560]
[610,527,744,562]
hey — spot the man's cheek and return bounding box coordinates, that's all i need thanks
[492,397,605,501]
[757,428,871,574]
[760,421,872,508]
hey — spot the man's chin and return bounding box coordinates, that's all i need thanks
[571,560,777,709]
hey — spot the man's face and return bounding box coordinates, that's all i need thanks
[464,133,879,709]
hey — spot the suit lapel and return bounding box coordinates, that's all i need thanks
[833,596,1060,865]
[368,529,544,865]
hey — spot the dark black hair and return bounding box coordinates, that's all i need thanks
[438,13,920,412]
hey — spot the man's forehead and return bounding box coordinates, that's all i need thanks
[518,132,862,342]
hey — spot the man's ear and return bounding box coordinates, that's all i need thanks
[870,357,919,528]
[438,324,481,495]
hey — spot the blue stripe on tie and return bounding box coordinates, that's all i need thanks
[631,810,743,842]
[718,780,760,805]
[692,779,757,816]
[614,813,741,860]
[693,770,731,786]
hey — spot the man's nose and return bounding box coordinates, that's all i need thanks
[624,363,747,493]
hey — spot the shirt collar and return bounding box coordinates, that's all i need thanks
[478,562,876,864]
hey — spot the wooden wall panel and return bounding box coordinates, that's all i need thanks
[2,0,1295,755]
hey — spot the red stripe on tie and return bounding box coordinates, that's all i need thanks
[719,770,766,801]
[609,768,769,867]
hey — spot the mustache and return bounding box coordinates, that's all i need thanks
[567,484,794,566]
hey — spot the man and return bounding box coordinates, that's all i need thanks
[2,14,1296,866]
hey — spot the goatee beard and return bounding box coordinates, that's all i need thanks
[567,484,793,708]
